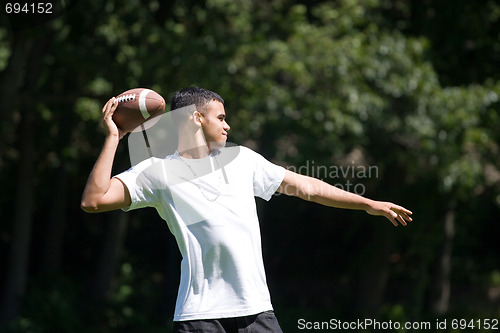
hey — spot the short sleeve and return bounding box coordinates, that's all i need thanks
[247,148,286,201]
[113,158,161,211]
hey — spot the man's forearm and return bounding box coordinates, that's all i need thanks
[306,177,372,211]
[81,135,120,209]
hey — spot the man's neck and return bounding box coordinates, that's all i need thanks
[177,145,211,159]
[176,127,212,159]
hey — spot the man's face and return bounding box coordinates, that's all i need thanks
[199,100,230,149]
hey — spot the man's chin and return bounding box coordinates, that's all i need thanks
[208,140,227,150]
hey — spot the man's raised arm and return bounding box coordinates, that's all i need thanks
[81,98,131,213]
[277,170,412,226]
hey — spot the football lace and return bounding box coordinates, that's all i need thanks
[116,94,136,103]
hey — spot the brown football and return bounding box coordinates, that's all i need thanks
[113,88,165,132]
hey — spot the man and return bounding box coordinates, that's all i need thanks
[81,87,412,332]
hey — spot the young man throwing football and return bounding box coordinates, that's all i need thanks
[81,87,412,332]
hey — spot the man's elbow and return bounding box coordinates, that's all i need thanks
[80,199,100,213]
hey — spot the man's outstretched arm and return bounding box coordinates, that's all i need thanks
[81,98,131,213]
[276,170,412,226]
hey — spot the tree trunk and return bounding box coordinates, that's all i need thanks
[354,226,392,316]
[0,111,36,323]
[0,32,32,154]
[89,211,129,299]
[432,203,456,315]
[40,167,68,272]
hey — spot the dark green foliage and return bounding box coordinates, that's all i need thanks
[0,0,499,331]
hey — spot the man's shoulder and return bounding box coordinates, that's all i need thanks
[233,145,273,163]
[122,157,161,173]
[223,144,259,156]
[218,144,261,164]
[120,155,180,180]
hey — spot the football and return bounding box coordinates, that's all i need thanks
[113,88,166,132]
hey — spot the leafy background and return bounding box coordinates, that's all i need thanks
[0,0,499,331]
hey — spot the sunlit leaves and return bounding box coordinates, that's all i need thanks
[75,97,101,122]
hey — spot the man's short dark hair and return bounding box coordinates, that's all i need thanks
[170,87,224,114]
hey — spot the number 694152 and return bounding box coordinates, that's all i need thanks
[5,2,53,14]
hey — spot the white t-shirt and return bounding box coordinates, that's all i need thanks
[114,145,286,321]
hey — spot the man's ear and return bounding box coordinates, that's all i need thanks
[193,111,203,126]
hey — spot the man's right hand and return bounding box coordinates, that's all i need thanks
[101,97,126,140]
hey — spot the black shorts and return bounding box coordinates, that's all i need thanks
[173,310,283,333]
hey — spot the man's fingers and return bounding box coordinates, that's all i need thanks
[402,212,413,222]
[388,213,398,227]
[391,208,412,222]
[392,204,412,215]
[102,97,117,120]
[102,97,114,112]
[397,214,407,226]
[108,98,118,117]
[390,205,413,224]
[100,97,125,139]
[388,208,411,227]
